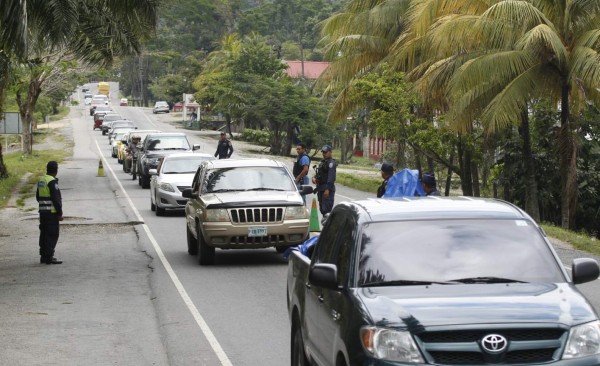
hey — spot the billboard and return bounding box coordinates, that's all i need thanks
[0,112,22,134]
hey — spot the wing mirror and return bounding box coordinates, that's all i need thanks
[572,258,600,284]
[299,185,314,196]
[309,263,340,290]
[192,144,201,151]
[182,188,194,199]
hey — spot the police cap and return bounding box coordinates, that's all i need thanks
[422,172,436,186]
[321,144,332,152]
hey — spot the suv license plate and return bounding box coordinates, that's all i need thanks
[248,227,267,237]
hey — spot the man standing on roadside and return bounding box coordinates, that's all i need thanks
[312,145,337,217]
[36,161,63,264]
[377,163,394,198]
[293,143,310,203]
[214,132,234,159]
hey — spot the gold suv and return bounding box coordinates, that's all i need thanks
[182,158,311,265]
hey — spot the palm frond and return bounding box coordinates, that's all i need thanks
[515,24,567,68]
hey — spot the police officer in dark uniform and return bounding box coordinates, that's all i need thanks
[422,172,441,196]
[312,145,337,216]
[377,163,394,198]
[214,132,234,159]
[36,161,63,264]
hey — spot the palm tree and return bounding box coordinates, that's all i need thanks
[408,0,600,228]
[0,0,160,155]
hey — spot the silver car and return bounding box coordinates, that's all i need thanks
[150,153,215,216]
[152,101,170,114]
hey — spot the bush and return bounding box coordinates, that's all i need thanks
[239,128,272,146]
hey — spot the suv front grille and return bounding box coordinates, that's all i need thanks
[416,327,566,365]
[229,207,284,223]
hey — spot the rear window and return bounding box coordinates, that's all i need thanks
[146,135,190,150]
[357,219,565,286]
[204,166,295,193]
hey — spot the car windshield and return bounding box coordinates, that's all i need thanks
[146,136,190,150]
[204,166,295,193]
[111,122,134,129]
[156,102,168,107]
[162,157,213,174]
[357,219,565,286]
[103,114,123,122]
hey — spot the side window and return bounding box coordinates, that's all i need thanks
[334,219,355,285]
[314,212,344,264]
[191,166,204,194]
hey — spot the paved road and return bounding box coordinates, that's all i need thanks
[3,83,595,366]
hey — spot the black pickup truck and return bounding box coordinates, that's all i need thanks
[287,197,600,366]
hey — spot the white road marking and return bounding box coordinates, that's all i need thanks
[94,140,233,366]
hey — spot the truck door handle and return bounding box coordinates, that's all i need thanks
[318,295,324,303]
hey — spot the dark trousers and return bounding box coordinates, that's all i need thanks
[317,190,335,215]
[39,213,60,260]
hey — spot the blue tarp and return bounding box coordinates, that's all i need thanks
[282,235,319,259]
[383,168,426,197]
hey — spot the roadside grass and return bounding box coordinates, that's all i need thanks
[49,106,70,122]
[541,224,600,257]
[0,149,68,208]
[337,172,380,194]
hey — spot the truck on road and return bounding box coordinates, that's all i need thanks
[98,81,110,96]
[287,197,600,366]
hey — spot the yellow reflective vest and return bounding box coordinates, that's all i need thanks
[37,175,57,213]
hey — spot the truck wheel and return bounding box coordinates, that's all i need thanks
[187,226,198,255]
[197,226,215,265]
[291,326,309,366]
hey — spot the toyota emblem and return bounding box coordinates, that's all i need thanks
[481,334,508,354]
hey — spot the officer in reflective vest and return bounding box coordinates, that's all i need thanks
[36,161,63,264]
[312,145,337,217]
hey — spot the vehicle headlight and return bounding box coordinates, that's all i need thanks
[285,206,308,220]
[158,183,175,192]
[360,327,424,363]
[205,209,229,222]
[562,320,600,359]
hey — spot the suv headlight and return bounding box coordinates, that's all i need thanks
[205,209,229,222]
[562,320,600,359]
[158,183,175,192]
[145,157,159,166]
[360,327,424,363]
[285,206,308,220]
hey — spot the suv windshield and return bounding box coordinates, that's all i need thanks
[358,219,565,286]
[204,167,295,193]
[146,136,190,150]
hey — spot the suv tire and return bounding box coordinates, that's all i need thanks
[197,225,215,265]
[187,226,198,255]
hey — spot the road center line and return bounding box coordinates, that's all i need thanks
[94,139,233,366]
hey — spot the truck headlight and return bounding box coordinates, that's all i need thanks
[562,320,600,359]
[285,206,308,220]
[360,327,424,363]
[158,183,175,192]
[205,209,229,222]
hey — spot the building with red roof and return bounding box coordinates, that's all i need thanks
[284,61,330,80]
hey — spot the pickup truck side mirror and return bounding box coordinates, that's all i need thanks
[300,185,314,196]
[309,263,339,290]
[182,188,194,199]
[192,144,201,151]
[572,258,600,284]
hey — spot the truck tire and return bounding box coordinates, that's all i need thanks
[141,175,150,189]
[197,225,215,265]
[187,226,198,255]
[291,325,309,366]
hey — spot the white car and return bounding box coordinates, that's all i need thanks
[84,93,93,105]
[152,101,170,114]
[150,153,215,216]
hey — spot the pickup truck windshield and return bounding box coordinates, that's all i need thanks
[358,219,565,286]
[204,167,296,193]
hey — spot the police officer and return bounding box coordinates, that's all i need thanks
[36,161,63,264]
[312,145,337,216]
[422,172,441,196]
[215,132,234,159]
[294,143,311,204]
[377,163,394,198]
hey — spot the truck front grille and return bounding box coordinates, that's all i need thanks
[416,327,566,365]
[229,207,284,223]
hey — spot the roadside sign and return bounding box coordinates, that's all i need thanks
[0,112,22,134]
